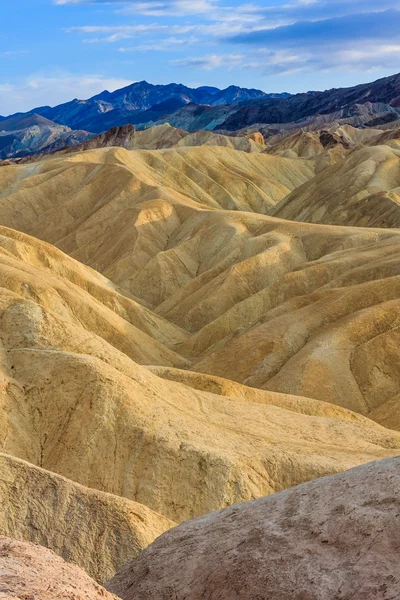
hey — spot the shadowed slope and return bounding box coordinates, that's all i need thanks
[0,453,173,584]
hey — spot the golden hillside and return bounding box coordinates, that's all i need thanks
[2,132,400,581]
[270,145,400,227]
[0,146,314,294]
[0,226,399,529]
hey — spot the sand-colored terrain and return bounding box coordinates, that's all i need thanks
[0,226,399,528]
[0,537,118,599]
[69,123,266,153]
[1,128,400,585]
[0,146,314,296]
[108,457,400,600]
[0,453,172,584]
[270,144,400,227]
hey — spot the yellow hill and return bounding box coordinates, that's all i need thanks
[270,144,400,227]
[0,226,399,529]
[0,453,173,584]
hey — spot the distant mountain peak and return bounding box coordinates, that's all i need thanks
[17,81,269,132]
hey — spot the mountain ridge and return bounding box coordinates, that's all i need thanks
[3,71,400,161]
[23,80,275,133]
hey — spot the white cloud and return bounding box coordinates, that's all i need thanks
[0,74,132,116]
[68,19,267,45]
[247,42,400,75]
[118,35,200,51]
[0,50,29,58]
[171,53,244,70]
[54,0,400,79]
[68,23,195,42]
[55,0,220,14]
[167,40,400,76]
[118,0,219,16]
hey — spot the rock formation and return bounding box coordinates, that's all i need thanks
[246,131,265,145]
[107,457,400,600]
[0,453,172,584]
[0,537,118,600]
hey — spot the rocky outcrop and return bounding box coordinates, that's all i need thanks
[0,453,173,584]
[246,131,265,145]
[0,537,118,600]
[107,457,400,600]
[64,123,136,152]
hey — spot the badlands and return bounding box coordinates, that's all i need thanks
[1,121,400,597]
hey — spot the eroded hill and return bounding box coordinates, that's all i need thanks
[0,453,172,583]
[0,226,399,530]
[1,132,400,584]
[270,144,400,227]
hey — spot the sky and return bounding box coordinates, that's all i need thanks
[1,0,400,115]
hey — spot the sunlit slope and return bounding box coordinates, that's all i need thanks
[0,227,186,366]
[270,145,400,227]
[2,143,400,426]
[140,210,400,422]
[0,146,314,292]
[71,123,266,153]
[0,226,399,525]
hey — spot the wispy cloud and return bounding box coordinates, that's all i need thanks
[229,9,400,46]
[55,0,400,77]
[171,53,244,70]
[67,23,196,42]
[118,35,200,51]
[54,0,220,15]
[0,51,29,58]
[118,1,220,16]
[227,9,400,72]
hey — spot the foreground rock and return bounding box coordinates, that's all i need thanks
[108,457,400,600]
[0,453,173,584]
[0,537,117,600]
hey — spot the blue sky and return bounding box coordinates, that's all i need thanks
[1,0,400,115]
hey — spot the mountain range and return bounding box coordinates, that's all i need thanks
[23,81,279,132]
[0,81,278,158]
[2,72,400,160]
